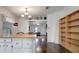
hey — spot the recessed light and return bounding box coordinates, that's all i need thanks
[21,14,24,17]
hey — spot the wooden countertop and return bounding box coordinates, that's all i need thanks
[0,34,36,38]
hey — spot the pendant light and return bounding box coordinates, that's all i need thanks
[25,8,29,15]
[21,8,32,19]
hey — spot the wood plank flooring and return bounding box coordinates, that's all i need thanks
[47,43,71,53]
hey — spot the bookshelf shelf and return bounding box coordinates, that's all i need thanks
[59,10,79,52]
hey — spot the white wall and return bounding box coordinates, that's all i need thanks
[0,7,17,34]
[47,6,79,44]
[0,7,16,19]
[29,24,46,35]
[17,19,47,34]
[17,18,29,33]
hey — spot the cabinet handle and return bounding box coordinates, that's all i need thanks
[11,45,13,48]
[4,40,6,42]
[6,45,8,47]
[16,43,19,45]
[3,45,5,47]
[26,43,29,45]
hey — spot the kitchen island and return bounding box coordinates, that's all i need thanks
[0,34,36,53]
[0,34,47,53]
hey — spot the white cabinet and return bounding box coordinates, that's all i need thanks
[22,38,33,53]
[0,38,6,53]
[12,38,22,53]
[0,38,12,53]
[5,39,11,42]
[22,38,32,48]
[0,38,35,53]
[0,38,5,42]
[12,38,35,53]
[12,38,22,48]
[4,38,12,53]
[5,43,12,53]
[0,42,5,53]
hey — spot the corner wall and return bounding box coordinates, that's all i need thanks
[0,7,18,34]
[17,18,29,33]
[47,6,79,44]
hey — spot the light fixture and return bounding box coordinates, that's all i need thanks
[25,12,28,15]
[29,15,32,18]
[21,14,24,17]
[25,8,29,15]
[20,8,32,19]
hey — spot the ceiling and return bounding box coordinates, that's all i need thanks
[4,6,66,18]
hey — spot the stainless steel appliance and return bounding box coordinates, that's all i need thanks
[35,36,47,53]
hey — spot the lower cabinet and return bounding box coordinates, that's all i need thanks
[0,38,12,53]
[12,38,22,49]
[5,43,12,53]
[0,42,5,53]
[0,38,35,53]
[22,38,33,48]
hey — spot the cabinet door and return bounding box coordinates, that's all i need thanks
[0,38,5,42]
[22,38,33,48]
[0,38,11,42]
[0,42,5,53]
[12,38,22,48]
[4,38,11,43]
[5,43,12,53]
[0,38,5,53]
[0,38,12,53]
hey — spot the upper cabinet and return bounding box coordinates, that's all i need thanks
[0,15,14,36]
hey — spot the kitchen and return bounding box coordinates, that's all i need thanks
[0,6,79,53]
[0,6,47,53]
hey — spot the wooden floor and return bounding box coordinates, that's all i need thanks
[47,43,71,53]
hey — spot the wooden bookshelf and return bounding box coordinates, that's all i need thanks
[59,10,79,53]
